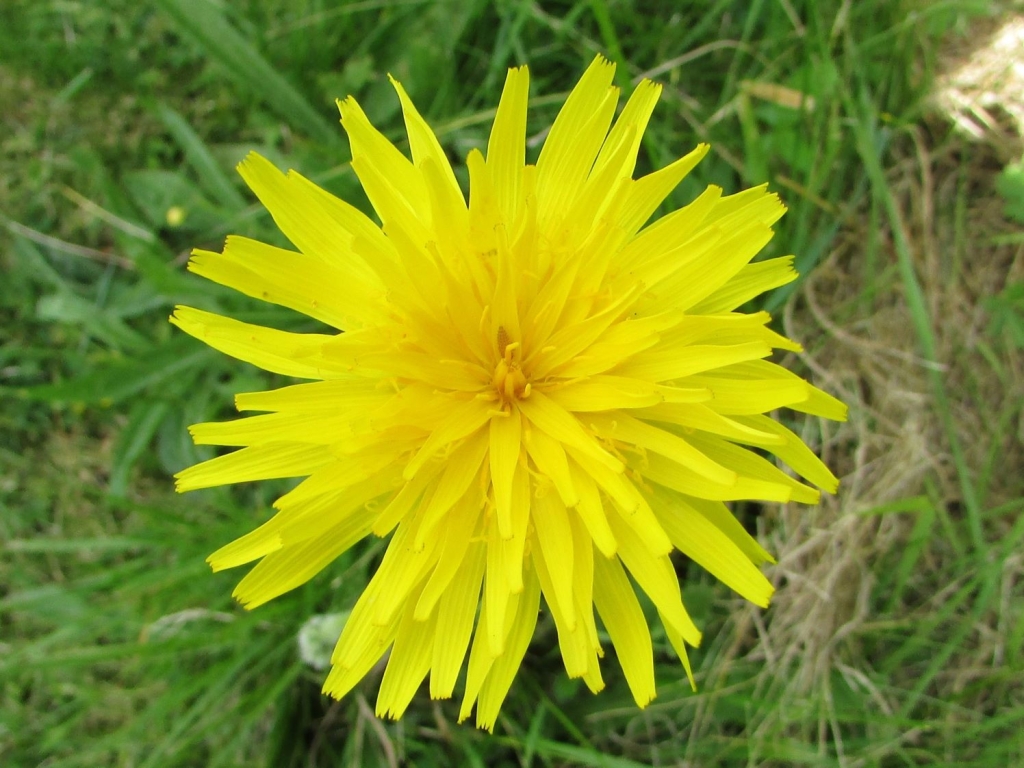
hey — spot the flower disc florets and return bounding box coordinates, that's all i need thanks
[490,329,531,408]
[171,55,846,731]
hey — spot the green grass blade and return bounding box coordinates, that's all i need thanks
[849,90,985,558]
[153,104,247,211]
[152,0,338,145]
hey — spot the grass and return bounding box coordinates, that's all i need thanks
[1,0,1022,765]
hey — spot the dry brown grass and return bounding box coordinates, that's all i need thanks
[705,14,1024,762]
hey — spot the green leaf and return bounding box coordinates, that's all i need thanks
[984,282,1024,349]
[36,291,150,352]
[122,169,224,233]
[109,400,172,496]
[996,160,1024,225]
[21,338,214,406]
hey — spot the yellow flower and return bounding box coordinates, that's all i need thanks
[172,55,846,730]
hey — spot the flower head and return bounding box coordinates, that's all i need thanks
[172,55,846,730]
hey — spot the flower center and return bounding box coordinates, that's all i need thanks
[492,326,531,407]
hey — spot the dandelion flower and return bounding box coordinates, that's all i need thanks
[172,55,846,730]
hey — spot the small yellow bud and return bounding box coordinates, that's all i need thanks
[165,206,186,227]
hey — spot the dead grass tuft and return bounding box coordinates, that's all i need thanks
[935,13,1024,158]
[722,13,1024,758]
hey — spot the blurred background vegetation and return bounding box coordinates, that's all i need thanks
[2,0,1023,766]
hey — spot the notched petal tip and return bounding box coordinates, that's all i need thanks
[752,584,775,610]
[235,149,272,178]
[230,589,258,611]
[336,95,364,123]
[633,77,663,94]
[634,692,656,710]
[588,51,615,71]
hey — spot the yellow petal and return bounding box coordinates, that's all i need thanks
[234,378,387,414]
[189,236,379,330]
[376,594,436,720]
[703,359,847,421]
[632,403,786,447]
[277,470,401,546]
[421,155,470,259]
[678,368,810,415]
[189,410,361,447]
[207,516,284,572]
[389,75,463,202]
[639,450,793,503]
[591,78,661,182]
[567,460,617,557]
[416,492,484,620]
[734,414,840,492]
[497,459,531,593]
[429,540,486,698]
[174,442,331,492]
[235,153,386,289]
[372,464,442,537]
[474,566,541,732]
[616,144,709,237]
[554,311,682,380]
[536,55,617,223]
[569,511,602,658]
[231,507,377,609]
[529,289,638,378]
[568,449,672,556]
[521,258,582,354]
[487,66,529,225]
[490,236,521,360]
[489,409,522,539]
[566,124,634,237]
[415,430,489,547]
[592,552,656,708]
[276,446,410,511]
[606,510,702,645]
[546,376,664,412]
[660,610,697,691]
[587,413,737,486]
[650,488,774,607]
[404,399,490,479]
[646,224,777,313]
[706,183,786,227]
[523,421,578,506]
[682,495,774,565]
[285,169,403,286]
[519,391,623,474]
[615,341,772,382]
[792,382,849,422]
[690,255,799,314]
[484,515,518,656]
[685,432,821,504]
[338,96,430,222]
[530,491,576,631]
[461,566,521,721]
[170,306,343,380]
[369,512,445,627]
[532,526,590,678]
[322,580,411,700]
[619,184,722,276]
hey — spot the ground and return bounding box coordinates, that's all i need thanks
[1,1,1022,766]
